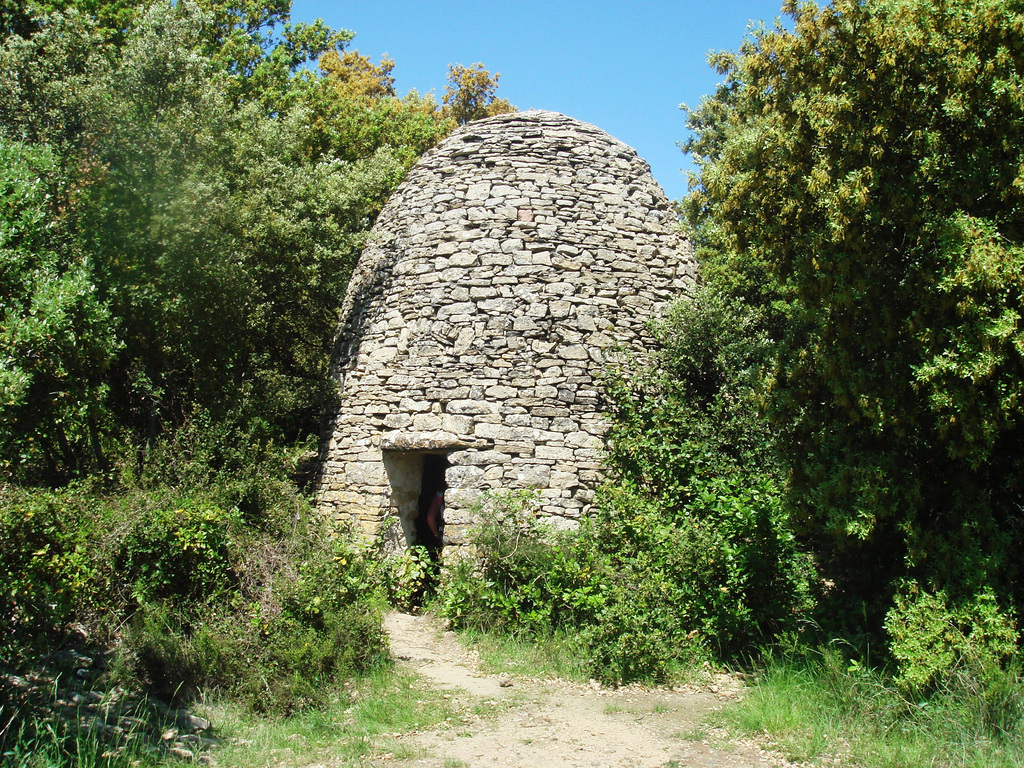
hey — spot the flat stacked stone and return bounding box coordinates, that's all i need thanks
[316,109,696,545]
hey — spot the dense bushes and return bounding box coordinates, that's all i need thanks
[438,481,815,684]
[0,434,388,718]
[438,491,579,638]
[120,557,387,713]
[1,486,95,665]
[685,0,1024,666]
[435,286,818,684]
[885,583,1020,696]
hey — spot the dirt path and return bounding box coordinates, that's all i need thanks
[384,612,792,768]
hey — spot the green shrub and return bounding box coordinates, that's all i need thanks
[571,287,815,678]
[3,430,389,718]
[570,477,815,682]
[119,602,235,701]
[437,482,815,685]
[463,491,567,634]
[115,501,240,603]
[118,521,388,714]
[0,485,100,663]
[380,544,437,610]
[437,491,585,637]
[579,578,693,685]
[114,412,309,527]
[886,582,1020,695]
[237,603,386,714]
[436,553,488,629]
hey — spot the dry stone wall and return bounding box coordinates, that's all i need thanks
[316,110,696,546]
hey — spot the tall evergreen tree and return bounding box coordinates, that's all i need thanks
[686,0,1024,633]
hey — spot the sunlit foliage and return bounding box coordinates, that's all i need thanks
[443,62,516,125]
[685,0,1024,647]
[0,1,513,482]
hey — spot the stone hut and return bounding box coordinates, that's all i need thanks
[316,110,696,547]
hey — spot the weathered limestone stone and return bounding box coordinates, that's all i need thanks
[316,110,696,545]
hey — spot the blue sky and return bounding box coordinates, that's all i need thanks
[289,1,788,202]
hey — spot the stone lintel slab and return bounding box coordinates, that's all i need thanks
[380,430,489,452]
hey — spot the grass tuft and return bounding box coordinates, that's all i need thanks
[720,647,1024,768]
[203,666,458,767]
[0,705,162,768]
[452,627,588,681]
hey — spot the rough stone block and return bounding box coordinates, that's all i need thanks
[511,465,551,487]
[535,445,575,461]
[485,385,518,399]
[474,422,517,441]
[441,414,474,434]
[447,465,485,486]
[447,399,496,415]
[449,449,513,466]
[550,470,580,490]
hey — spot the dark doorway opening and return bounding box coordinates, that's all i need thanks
[414,453,449,550]
[406,453,448,609]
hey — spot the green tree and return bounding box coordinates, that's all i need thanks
[442,62,515,124]
[0,0,141,41]
[310,55,517,169]
[71,1,408,443]
[319,49,396,99]
[309,49,455,167]
[0,139,116,481]
[4,0,350,102]
[0,2,408,475]
[70,1,247,440]
[0,4,104,151]
[685,0,1024,635]
[194,0,350,106]
[30,0,144,39]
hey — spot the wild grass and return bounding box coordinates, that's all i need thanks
[721,647,1024,768]
[451,627,588,682]
[203,666,458,767]
[0,706,162,768]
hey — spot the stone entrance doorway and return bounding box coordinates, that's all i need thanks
[415,453,448,548]
[382,450,450,548]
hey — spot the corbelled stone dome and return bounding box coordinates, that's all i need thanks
[316,110,696,547]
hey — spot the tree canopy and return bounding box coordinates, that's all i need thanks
[685,0,1024,636]
[0,0,515,483]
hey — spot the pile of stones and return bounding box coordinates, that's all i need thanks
[317,110,696,544]
[1,638,219,763]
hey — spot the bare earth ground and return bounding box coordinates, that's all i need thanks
[383,612,797,768]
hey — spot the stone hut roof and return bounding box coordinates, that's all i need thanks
[317,109,696,546]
